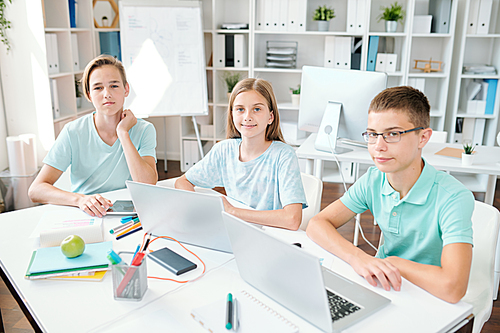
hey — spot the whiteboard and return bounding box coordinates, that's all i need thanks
[119,1,208,117]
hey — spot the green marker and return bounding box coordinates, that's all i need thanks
[225,293,233,330]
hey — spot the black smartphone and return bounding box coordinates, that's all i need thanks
[106,200,136,215]
[148,247,197,276]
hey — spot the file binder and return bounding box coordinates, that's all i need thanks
[375,53,387,72]
[288,0,299,32]
[351,38,362,70]
[270,0,280,31]
[355,0,366,34]
[264,0,272,30]
[476,0,493,34]
[467,0,480,34]
[279,0,289,31]
[346,0,357,33]
[367,36,379,71]
[256,0,265,30]
[71,34,80,71]
[234,34,247,68]
[68,0,77,28]
[484,79,498,115]
[334,37,351,69]
[462,118,476,143]
[45,34,54,74]
[225,34,235,67]
[50,79,61,119]
[214,34,225,67]
[472,118,486,146]
[429,0,452,33]
[324,36,335,68]
[296,0,307,32]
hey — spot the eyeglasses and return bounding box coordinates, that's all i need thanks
[361,127,424,144]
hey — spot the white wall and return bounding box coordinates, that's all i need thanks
[147,116,180,161]
[0,0,53,167]
[0,76,8,170]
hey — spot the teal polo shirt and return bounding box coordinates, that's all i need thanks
[340,159,474,266]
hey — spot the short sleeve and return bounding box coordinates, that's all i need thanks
[43,125,72,172]
[340,171,371,214]
[185,142,224,188]
[277,147,308,209]
[439,189,474,246]
[137,122,157,161]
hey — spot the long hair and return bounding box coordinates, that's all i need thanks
[226,78,285,142]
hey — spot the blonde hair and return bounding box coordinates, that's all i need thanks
[226,78,285,142]
[369,86,430,128]
[81,55,127,102]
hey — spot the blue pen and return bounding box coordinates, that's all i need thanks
[116,227,143,240]
[131,244,141,265]
[121,215,136,223]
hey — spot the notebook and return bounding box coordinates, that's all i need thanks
[26,241,112,276]
[191,290,298,333]
[222,212,390,333]
[126,181,232,253]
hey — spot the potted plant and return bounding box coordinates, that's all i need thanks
[462,143,475,166]
[290,85,301,106]
[223,72,242,100]
[102,16,109,27]
[75,78,82,108]
[378,2,405,33]
[313,5,335,32]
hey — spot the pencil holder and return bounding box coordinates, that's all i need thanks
[112,252,148,301]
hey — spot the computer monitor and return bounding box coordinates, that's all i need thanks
[298,66,387,152]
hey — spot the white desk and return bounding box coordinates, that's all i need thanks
[0,184,473,333]
[297,133,500,205]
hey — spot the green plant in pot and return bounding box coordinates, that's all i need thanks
[223,72,242,100]
[289,85,301,106]
[378,2,405,33]
[313,5,335,32]
[462,143,475,166]
[75,78,82,108]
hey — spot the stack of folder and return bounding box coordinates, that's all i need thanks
[25,241,112,280]
[265,41,297,69]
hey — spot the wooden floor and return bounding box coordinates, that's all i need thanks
[1,159,499,332]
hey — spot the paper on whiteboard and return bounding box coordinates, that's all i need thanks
[121,5,208,117]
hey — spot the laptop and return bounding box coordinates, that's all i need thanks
[126,181,232,253]
[222,211,390,332]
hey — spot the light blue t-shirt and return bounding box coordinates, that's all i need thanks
[185,139,307,211]
[340,159,474,267]
[44,112,157,195]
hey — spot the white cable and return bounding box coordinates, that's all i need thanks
[327,135,378,252]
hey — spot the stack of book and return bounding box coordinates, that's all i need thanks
[463,64,496,75]
[25,241,112,280]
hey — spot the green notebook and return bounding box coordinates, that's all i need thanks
[26,241,112,277]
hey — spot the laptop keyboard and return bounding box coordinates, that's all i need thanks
[327,290,361,322]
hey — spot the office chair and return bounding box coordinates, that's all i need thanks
[299,173,323,231]
[462,201,500,333]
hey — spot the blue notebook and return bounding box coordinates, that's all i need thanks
[28,241,112,274]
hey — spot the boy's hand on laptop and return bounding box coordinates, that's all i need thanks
[77,194,112,218]
[221,196,236,215]
[350,254,402,292]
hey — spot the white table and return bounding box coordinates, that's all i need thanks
[0,184,473,333]
[297,133,500,205]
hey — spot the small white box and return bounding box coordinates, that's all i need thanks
[467,100,486,114]
[281,121,306,144]
[413,15,432,33]
[200,124,214,137]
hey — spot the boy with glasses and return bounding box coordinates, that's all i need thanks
[307,86,474,303]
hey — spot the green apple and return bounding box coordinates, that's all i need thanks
[60,235,85,258]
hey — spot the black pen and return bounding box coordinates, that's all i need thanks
[225,293,233,330]
[142,233,152,252]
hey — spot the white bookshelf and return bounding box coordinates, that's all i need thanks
[446,0,500,147]
[181,0,459,173]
